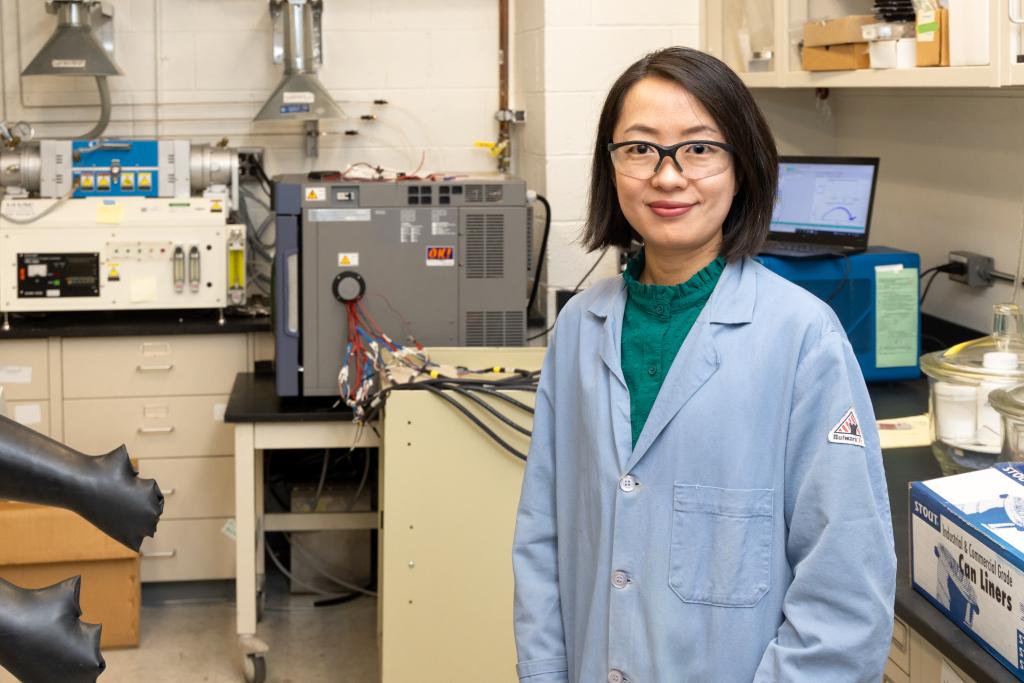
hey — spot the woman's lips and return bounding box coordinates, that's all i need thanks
[648,201,694,218]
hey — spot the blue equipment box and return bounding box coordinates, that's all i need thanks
[70,140,160,198]
[756,246,920,382]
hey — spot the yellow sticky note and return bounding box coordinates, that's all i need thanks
[96,202,124,224]
[129,277,158,303]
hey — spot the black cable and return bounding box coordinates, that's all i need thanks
[527,194,552,316]
[920,269,942,305]
[414,383,528,460]
[445,385,532,437]
[449,385,535,414]
[527,248,610,343]
[823,254,851,304]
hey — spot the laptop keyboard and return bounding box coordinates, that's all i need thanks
[762,241,840,256]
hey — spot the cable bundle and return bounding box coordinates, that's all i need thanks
[335,299,539,458]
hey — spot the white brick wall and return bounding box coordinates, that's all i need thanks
[511,0,701,320]
[0,0,502,176]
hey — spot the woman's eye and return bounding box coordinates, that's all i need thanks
[686,144,710,155]
[627,144,653,155]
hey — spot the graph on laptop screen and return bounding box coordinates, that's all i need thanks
[771,160,877,238]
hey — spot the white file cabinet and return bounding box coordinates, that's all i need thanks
[0,329,273,583]
[885,616,977,683]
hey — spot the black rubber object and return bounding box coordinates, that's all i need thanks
[332,271,366,303]
[0,576,105,683]
[0,414,163,551]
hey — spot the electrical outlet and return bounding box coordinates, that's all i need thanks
[948,251,994,287]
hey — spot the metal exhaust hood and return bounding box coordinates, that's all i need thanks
[21,1,122,77]
[255,0,342,122]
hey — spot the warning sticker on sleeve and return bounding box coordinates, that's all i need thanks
[828,408,865,447]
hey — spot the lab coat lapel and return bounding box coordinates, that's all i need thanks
[625,258,756,472]
[626,315,719,471]
[587,282,634,469]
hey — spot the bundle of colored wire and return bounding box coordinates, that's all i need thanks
[338,299,540,459]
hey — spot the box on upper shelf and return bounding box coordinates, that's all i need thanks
[804,15,876,47]
[803,43,870,71]
[916,7,950,67]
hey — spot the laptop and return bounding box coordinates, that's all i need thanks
[759,156,880,258]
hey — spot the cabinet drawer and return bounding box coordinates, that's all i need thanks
[0,339,49,400]
[140,518,235,582]
[64,395,232,458]
[882,656,909,683]
[63,335,247,398]
[137,457,234,520]
[8,400,49,437]
[889,616,909,673]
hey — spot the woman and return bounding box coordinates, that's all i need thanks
[512,47,895,683]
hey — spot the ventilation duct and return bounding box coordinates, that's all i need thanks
[21,1,121,77]
[254,0,343,122]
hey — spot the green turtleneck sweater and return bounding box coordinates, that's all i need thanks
[621,252,725,447]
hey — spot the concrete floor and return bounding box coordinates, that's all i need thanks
[0,583,378,683]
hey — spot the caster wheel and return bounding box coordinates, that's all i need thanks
[243,653,266,683]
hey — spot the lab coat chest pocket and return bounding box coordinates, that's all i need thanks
[669,484,774,607]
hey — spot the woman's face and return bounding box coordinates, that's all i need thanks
[611,76,737,258]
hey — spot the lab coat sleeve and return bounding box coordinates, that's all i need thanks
[512,342,569,683]
[753,328,896,683]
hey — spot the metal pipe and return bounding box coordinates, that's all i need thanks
[497,0,510,173]
[58,1,86,27]
[0,142,41,192]
[284,0,315,75]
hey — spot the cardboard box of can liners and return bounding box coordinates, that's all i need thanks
[910,463,1024,681]
[0,501,140,649]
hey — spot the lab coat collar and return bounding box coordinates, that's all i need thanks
[585,257,755,324]
[705,257,756,325]
[586,257,757,472]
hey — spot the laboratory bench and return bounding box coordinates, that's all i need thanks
[873,379,1017,683]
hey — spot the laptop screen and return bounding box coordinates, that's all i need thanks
[769,157,879,246]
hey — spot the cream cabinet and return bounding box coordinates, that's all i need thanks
[0,330,273,583]
[885,616,978,683]
[702,0,1015,88]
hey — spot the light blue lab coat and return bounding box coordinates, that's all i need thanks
[512,257,896,683]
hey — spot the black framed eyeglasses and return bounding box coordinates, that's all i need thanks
[607,139,736,181]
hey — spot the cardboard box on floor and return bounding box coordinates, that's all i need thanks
[804,15,876,47]
[803,43,871,71]
[916,7,950,67]
[0,501,140,649]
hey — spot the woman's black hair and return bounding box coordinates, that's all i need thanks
[583,46,778,262]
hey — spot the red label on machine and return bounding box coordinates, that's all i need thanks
[426,246,455,267]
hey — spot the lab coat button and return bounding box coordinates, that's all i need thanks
[619,475,636,493]
[647,365,657,376]
[608,670,626,683]
[612,571,629,589]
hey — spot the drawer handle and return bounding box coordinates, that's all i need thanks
[891,626,908,653]
[142,550,176,559]
[137,364,174,373]
[138,426,175,435]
